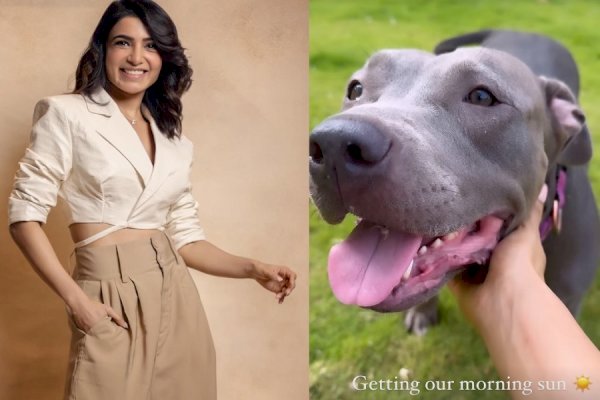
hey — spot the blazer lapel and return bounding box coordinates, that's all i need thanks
[135,117,181,208]
[84,88,153,185]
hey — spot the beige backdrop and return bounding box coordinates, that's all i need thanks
[0,1,308,399]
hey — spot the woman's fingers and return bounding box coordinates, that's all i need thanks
[264,268,284,283]
[105,306,129,329]
[451,184,548,294]
[523,184,547,231]
[279,268,297,298]
[278,269,296,293]
[273,267,296,303]
[252,262,297,303]
[71,298,129,332]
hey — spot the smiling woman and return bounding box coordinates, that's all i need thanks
[73,1,187,140]
[105,18,163,99]
[2,1,307,399]
[105,20,162,98]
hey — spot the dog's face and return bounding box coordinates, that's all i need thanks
[309,48,584,312]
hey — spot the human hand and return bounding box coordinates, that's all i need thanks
[487,184,548,280]
[449,185,548,329]
[67,296,128,333]
[250,261,297,304]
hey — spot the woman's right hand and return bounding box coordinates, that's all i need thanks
[448,184,547,330]
[67,296,128,333]
[8,222,129,333]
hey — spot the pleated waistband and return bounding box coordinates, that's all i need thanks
[73,231,180,281]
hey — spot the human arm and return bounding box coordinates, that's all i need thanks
[164,150,296,303]
[8,98,126,332]
[449,186,600,399]
[179,240,296,303]
[9,222,128,331]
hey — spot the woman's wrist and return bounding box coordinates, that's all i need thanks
[245,259,261,280]
[474,263,546,336]
[63,284,89,312]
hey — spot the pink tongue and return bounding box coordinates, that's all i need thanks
[328,221,422,307]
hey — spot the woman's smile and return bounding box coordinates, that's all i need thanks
[105,16,162,98]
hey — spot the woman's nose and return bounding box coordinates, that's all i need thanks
[127,44,144,65]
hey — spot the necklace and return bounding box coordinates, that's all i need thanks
[119,107,141,126]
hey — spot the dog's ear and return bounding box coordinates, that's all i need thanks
[539,76,592,165]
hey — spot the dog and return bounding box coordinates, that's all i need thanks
[309,29,600,335]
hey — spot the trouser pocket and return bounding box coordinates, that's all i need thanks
[65,279,132,400]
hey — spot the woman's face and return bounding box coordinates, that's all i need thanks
[105,16,162,99]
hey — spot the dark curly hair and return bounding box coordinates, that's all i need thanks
[73,0,192,139]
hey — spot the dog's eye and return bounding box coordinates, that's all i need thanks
[347,80,363,100]
[465,88,498,106]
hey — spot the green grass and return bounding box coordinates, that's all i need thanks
[310,1,600,399]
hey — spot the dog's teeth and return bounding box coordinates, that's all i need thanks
[431,238,443,248]
[402,260,414,281]
[417,246,427,255]
[442,231,458,241]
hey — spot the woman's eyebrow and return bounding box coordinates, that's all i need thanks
[110,34,153,41]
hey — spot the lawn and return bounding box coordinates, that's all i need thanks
[309,1,600,399]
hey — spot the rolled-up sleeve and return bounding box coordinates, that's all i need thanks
[8,98,73,225]
[164,156,206,249]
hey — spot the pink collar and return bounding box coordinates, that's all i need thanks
[539,166,567,240]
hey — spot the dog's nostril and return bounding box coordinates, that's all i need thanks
[310,119,391,169]
[573,109,585,124]
[346,143,367,164]
[310,141,324,164]
[345,140,390,165]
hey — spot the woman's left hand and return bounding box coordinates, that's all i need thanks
[250,261,297,304]
[179,240,297,302]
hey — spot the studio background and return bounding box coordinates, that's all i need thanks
[0,1,308,399]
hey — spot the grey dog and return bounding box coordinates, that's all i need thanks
[309,29,600,335]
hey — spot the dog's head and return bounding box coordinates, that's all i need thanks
[309,48,586,312]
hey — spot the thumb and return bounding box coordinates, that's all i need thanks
[260,266,284,283]
[523,184,547,231]
[106,306,128,329]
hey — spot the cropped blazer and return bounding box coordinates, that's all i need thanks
[8,88,206,249]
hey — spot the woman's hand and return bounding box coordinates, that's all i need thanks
[250,261,297,304]
[449,184,547,329]
[67,296,128,333]
[447,185,600,399]
[179,240,297,303]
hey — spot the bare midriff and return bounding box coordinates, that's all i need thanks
[70,223,161,248]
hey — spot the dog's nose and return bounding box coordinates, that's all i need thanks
[309,118,391,171]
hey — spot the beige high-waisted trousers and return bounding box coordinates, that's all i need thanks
[64,232,216,400]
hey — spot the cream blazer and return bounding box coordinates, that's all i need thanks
[8,88,205,249]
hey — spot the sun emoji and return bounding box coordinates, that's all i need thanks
[574,375,591,392]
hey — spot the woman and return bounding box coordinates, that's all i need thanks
[8,1,296,399]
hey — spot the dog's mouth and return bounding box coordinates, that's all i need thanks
[327,214,507,312]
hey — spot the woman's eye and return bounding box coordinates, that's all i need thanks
[114,40,130,47]
[145,42,156,50]
[465,88,498,106]
[347,80,363,101]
